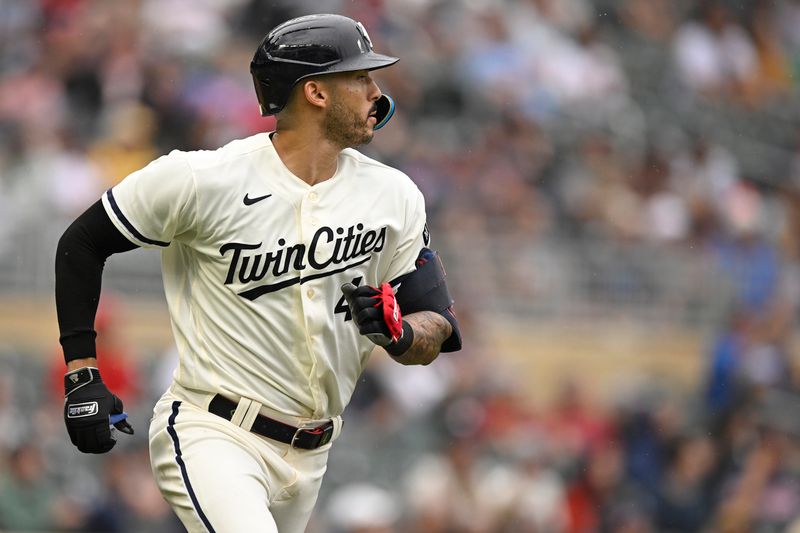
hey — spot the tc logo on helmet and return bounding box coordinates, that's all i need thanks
[355,21,373,51]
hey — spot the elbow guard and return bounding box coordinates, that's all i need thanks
[394,248,462,352]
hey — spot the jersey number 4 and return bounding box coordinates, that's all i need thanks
[334,276,362,321]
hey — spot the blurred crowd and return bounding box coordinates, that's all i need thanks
[2,0,800,531]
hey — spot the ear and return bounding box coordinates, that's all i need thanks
[301,79,330,111]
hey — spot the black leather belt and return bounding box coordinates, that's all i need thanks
[208,395,334,449]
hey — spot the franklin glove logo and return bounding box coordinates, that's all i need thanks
[68,402,99,418]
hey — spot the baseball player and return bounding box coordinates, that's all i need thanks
[54,14,461,533]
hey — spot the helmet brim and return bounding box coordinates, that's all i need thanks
[325,52,399,75]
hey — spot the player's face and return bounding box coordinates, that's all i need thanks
[323,70,382,148]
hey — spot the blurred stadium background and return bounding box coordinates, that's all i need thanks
[2,0,800,531]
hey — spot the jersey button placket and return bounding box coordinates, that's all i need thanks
[308,192,320,226]
[298,192,323,415]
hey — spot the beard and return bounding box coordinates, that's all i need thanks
[323,99,374,149]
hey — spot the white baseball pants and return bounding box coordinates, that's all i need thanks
[148,389,339,533]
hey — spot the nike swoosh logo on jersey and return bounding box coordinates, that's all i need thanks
[243,193,272,206]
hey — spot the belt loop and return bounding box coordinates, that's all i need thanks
[230,398,253,428]
[240,399,262,432]
[330,415,343,443]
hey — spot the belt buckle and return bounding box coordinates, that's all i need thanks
[290,427,304,449]
[291,422,333,449]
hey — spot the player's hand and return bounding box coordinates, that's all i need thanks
[64,367,133,454]
[341,282,403,347]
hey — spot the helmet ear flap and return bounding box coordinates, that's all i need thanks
[373,94,395,130]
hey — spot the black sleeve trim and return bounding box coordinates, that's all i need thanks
[55,200,138,362]
[105,189,170,247]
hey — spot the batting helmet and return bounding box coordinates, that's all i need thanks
[250,14,399,118]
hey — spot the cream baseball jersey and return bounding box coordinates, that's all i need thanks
[102,132,426,419]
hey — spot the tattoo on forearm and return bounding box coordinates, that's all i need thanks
[395,311,452,365]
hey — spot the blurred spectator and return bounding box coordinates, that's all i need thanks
[618,387,684,496]
[403,436,519,533]
[672,1,758,99]
[502,443,570,532]
[715,429,800,533]
[740,1,794,106]
[705,296,794,418]
[634,148,691,243]
[139,0,242,59]
[711,182,780,313]
[564,441,654,533]
[325,483,400,533]
[80,449,174,532]
[654,433,718,532]
[0,443,61,531]
[370,349,455,420]
[0,374,27,450]
[88,101,159,187]
[777,0,800,77]
[45,133,106,220]
[458,9,538,116]
[668,135,740,242]
[543,378,616,460]
[705,306,757,416]
[619,0,677,43]
[553,132,630,238]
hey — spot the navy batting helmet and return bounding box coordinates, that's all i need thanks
[250,14,399,117]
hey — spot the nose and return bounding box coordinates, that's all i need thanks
[369,79,382,102]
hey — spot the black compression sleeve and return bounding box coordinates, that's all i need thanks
[55,200,138,361]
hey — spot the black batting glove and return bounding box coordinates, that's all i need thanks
[341,283,413,356]
[64,367,133,454]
